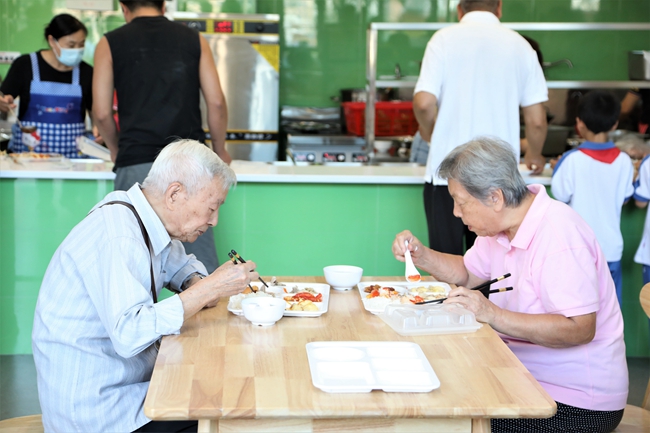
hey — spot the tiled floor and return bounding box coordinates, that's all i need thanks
[1,355,649,421]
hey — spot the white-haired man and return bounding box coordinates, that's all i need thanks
[32,140,255,433]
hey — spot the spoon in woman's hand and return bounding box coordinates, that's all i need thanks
[404,240,421,283]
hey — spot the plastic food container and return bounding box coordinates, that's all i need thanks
[379,303,482,336]
[306,341,440,393]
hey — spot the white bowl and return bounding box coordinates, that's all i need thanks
[323,265,363,291]
[241,297,286,326]
[374,140,393,154]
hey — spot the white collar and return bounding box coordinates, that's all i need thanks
[460,11,501,25]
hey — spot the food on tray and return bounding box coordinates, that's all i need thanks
[229,291,272,310]
[408,285,447,302]
[288,300,319,311]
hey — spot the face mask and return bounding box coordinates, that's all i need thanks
[54,39,84,67]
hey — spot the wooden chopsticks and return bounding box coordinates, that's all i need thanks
[415,273,512,305]
[229,249,269,290]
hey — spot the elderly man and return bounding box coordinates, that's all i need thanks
[393,137,627,433]
[32,140,255,433]
[413,0,548,255]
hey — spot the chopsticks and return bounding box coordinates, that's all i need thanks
[228,252,256,292]
[414,273,512,305]
[230,249,269,289]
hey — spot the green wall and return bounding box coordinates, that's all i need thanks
[1,0,649,107]
[1,178,649,357]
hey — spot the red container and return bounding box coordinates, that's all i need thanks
[342,101,418,136]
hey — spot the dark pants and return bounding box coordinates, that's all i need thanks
[423,182,476,255]
[133,420,197,433]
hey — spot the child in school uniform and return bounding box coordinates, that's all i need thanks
[633,150,650,286]
[551,91,634,305]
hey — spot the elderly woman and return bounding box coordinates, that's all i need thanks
[393,137,627,433]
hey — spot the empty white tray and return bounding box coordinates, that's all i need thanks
[306,341,440,393]
[379,303,482,336]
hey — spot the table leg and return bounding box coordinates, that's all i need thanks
[198,419,218,433]
[472,418,491,433]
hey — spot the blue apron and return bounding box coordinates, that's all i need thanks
[10,53,85,158]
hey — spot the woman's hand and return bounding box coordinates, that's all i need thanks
[0,93,16,113]
[392,230,425,265]
[444,286,500,324]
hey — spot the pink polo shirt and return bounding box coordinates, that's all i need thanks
[464,184,628,411]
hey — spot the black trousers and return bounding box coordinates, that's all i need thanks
[133,420,197,433]
[423,182,477,255]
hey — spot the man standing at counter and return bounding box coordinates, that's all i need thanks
[413,0,548,254]
[93,0,229,273]
[32,139,257,433]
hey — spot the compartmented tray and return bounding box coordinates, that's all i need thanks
[306,341,440,393]
[379,303,482,336]
[228,282,330,318]
[356,281,451,315]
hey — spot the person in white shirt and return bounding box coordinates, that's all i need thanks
[32,139,258,433]
[413,0,548,255]
[551,91,634,305]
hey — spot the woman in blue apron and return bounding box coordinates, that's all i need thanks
[0,14,95,158]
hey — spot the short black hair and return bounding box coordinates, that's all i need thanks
[44,14,87,41]
[577,90,621,134]
[460,0,500,13]
[120,1,164,12]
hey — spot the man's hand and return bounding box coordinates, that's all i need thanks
[205,260,259,300]
[524,151,545,175]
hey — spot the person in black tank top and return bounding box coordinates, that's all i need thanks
[93,0,230,277]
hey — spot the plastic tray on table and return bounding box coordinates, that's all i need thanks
[379,303,482,336]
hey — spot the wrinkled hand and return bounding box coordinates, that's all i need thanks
[204,259,258,300]
[392,230,425,266]
[0,94,16,114]
[444,286,499,324]
[524,151,545,175]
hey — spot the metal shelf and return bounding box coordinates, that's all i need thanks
[365,22,650,147]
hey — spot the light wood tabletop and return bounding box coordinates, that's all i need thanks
[144,277,556,433]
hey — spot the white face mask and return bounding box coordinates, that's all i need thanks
[54,39,84,67]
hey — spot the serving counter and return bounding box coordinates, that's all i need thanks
[0,158,646,357]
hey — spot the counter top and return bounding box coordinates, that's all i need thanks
[0,157,552,185]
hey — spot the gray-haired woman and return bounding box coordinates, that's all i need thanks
[392,137,627,432]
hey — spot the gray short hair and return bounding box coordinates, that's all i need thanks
[437,137,529,207]
[460,0,499,13]
[142,139,237,196]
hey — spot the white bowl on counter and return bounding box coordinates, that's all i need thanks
[323,265,364,291]
[241,297,286,326]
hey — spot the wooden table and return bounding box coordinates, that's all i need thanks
[144,277,556,433]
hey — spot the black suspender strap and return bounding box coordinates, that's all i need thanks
[99,200,157,303]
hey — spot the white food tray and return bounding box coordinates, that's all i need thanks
[356,281,451,315]
[306,341,440,393]
[76,136,111,161]
[379,303,482,336]
[228,282,330,318]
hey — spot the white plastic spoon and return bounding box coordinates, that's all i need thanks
[404,240,421,283]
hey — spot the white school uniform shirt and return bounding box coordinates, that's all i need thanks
[551,141,634,262]
[32,184,208,433]
[414,11,548,185]
[634,155,650,266]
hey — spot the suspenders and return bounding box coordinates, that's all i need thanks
[99,200,157,303]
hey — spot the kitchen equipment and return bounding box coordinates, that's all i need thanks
[306,341,440,393]
[174,12,280,161]
[286,134,367,164]
[343,101,418,137]
[76,136,111,161]
[323,265,363,291]
[629,51,650,81]
[522,125,574,157]
[403,240,421,283]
